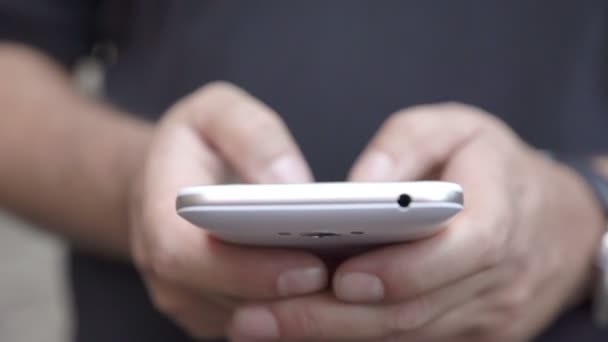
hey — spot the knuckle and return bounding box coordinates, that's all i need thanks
[438,101,483,115]
[384,109,410,128]
[378,110,437,158]
[384,102,496,145]
[224,103,291,166]
[404,102,481,121]
[200,80,238,96]
[197,81,245,107]
[232,111,285,151]
[170,81,242,120]
[386,106,435,129]
[230,101,282,133]
[436,102,493,123]
[436,103,509,138]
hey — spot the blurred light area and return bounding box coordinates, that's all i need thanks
[73,56,105,97]
[0,211,71,342]
[73,41,115,96]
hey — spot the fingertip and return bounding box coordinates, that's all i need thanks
[200,239,328,299]
[333,271,385,303]
[277,266,327,297]
[249,247,329,297]
[332,249,394,302]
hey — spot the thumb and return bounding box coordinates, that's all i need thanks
[348,103,489,182]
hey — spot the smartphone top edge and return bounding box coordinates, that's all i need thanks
[178,181,461,195]
[176,181,463,209]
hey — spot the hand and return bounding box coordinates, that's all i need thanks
[129,82,328,338]
[229,103,606,341]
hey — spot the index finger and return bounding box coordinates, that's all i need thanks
[179,81,313,183]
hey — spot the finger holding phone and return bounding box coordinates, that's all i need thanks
[229,104,606,341]
[128,82,328,339]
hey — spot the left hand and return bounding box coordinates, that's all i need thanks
[229,103,606,341]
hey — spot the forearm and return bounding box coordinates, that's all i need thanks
[0,43,153,259]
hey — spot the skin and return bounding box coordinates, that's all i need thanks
[0,43,151,259]
[229,105,608,341]
[129,82,330,338]
[0,44,327,339]
[1,44,606,341]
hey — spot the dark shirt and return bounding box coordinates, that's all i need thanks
[2,1,608,341]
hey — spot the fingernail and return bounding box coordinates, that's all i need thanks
[335,272,384,302]
[231,307,279,340]
[351,151,394,181]
[260,155,312,183]
[277,267,326,296]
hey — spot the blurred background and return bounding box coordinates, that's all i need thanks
[0,211,70,342]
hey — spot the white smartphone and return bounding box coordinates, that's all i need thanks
[176,181,463,249]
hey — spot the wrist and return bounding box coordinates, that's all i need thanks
[120,119,154,260]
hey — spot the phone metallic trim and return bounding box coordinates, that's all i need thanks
[176,181,463,249]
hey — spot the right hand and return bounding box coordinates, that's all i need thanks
[128,82,328,338]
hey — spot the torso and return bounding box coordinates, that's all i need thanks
[73,1,608,340]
